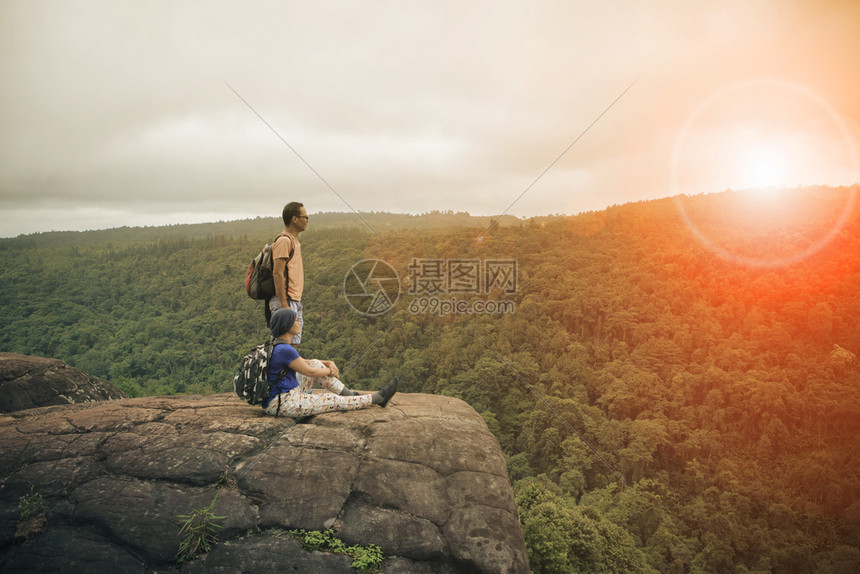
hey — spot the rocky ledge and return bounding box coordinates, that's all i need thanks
[0,391,528,573]
[0,353,126,413]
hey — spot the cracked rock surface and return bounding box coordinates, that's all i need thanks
[0,390,528,573]
[0,353,126,413]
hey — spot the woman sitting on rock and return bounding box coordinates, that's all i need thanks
[262,307,397,417]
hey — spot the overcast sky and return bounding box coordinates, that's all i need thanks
[1,0,859,237]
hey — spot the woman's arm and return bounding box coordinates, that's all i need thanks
[288,357,334,378]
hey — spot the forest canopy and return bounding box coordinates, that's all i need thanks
[2,187,859,573]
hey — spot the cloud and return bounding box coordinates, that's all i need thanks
[1,0,859,236]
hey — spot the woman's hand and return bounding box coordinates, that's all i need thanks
[321,360,339,378]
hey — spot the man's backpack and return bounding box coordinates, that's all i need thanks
[244,234,294,300]
[233,339,289,409]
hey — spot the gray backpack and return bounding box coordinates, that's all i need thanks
[233,339,288,409]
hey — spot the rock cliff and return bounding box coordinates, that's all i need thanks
[0,390,528,573]
[0,353,126,413]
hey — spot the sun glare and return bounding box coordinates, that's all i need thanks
[672,78,859,266]
[673,79,858,197]
[743,149,782,189]
[734,143,794,198]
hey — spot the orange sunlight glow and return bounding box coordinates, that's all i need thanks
[737,145,788,192]
[672,78,859,266]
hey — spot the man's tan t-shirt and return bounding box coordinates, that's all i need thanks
[273,233,303,301]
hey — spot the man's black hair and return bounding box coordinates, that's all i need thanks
[283,202,304,226]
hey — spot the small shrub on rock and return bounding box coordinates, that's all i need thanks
[290,528,384,573]
[176,493,227,563]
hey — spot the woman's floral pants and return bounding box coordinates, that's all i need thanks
[264,359,373,417]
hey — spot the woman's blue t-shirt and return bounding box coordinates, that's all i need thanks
[263,341,300,408]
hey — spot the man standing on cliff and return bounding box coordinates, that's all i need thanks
[266,201,307,345]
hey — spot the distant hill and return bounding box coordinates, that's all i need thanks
[0,210,543,248]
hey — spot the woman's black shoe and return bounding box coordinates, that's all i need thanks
[378,377,398,408]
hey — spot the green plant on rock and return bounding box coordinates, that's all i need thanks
[290,528,385,573]
[15,485,48,541]
[176,493,227,563]
[349,543,385,574]
[18,485,47,521]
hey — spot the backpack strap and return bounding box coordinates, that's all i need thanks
[270,338,292,418]
[270,234,296,308]
[270,338,291,379]
[269,339,290,418]
[274,233,296,262]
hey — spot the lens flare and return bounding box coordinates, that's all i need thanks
[672,78,859,267]
[740,148,784,191]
